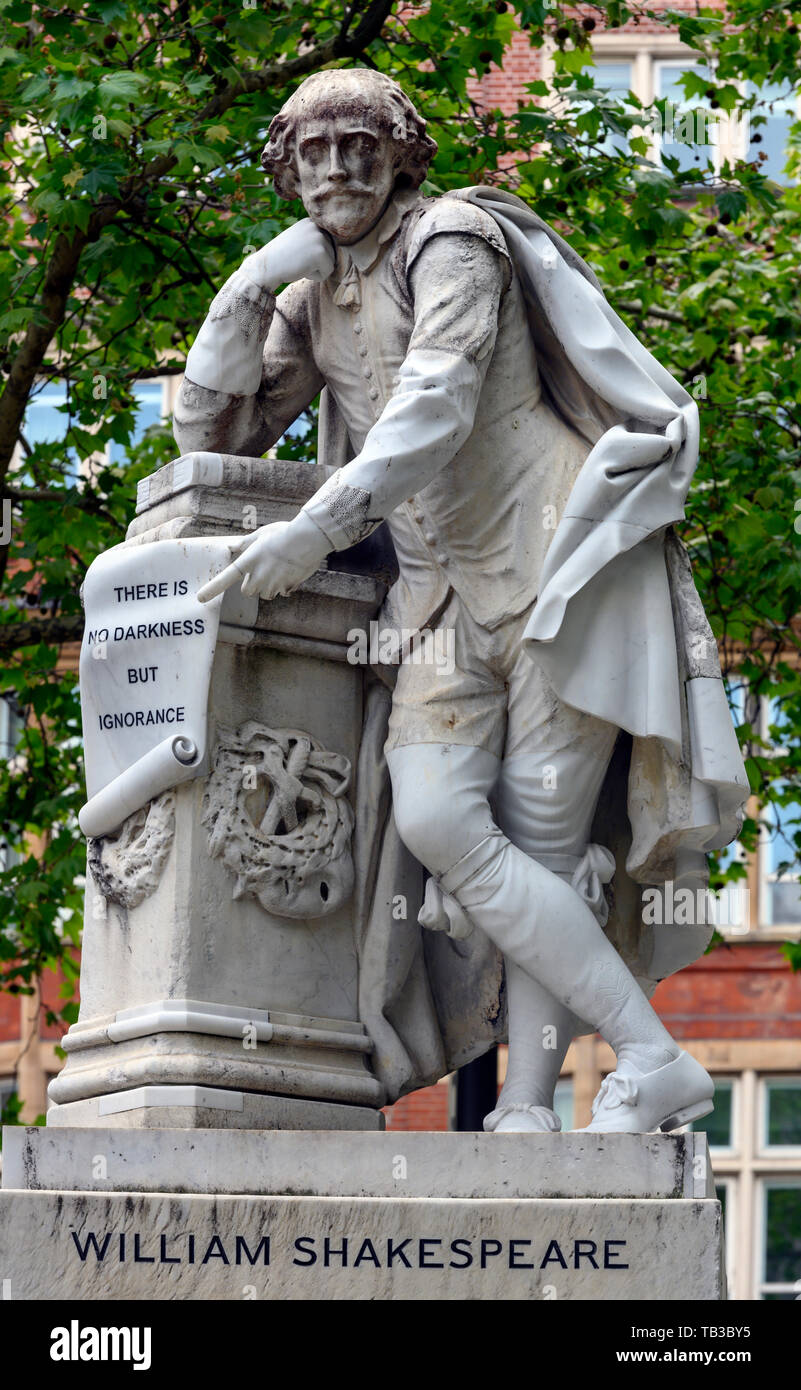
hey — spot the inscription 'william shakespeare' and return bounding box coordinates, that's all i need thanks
[70,1228,629,1271]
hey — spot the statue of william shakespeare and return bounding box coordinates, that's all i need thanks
[174,69,748,1135]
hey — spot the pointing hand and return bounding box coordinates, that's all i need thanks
[197,515,329,604]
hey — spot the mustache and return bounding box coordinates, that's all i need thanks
[312,183,373,200]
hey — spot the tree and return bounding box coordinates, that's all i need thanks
[0,0,799,1028]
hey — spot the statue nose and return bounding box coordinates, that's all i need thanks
[327,145,347,181]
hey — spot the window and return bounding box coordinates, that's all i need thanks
[21,384,80,478]
[553,1077,574,1131]
[761,1079,801,1151]
[0,695,20,760]
[746,81,798,184]
[0,697,21,872]
[757,1180,801,1299]
[20,379,169,476]
[655,60,717,175]
[690,1077,735,1152]
[107,381,168,464]
[709,682,801,935]
[584,45,799,189]
[695,1070,801,1298]
[0,1076,17,1118]
[760,697,801,928]
[762,793,801,926]
[590,60,634,156]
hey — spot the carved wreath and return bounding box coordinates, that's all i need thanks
[201,721,354,919]
[87,790,176,910]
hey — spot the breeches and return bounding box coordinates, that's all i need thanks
[384,590,619,878]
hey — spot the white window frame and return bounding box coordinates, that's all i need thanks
[652,56,722,177]
[754,1175,801,1299]
[702,1075,739,1159]
[740,79,800,182]
[578,57,637,158]
[715,1174,738,1296]
[757,695,801,934]
[759,1076,801,1158]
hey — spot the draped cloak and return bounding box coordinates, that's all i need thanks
[320,186,749,1106]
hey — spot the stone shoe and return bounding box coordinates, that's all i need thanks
[484,1103,562,1133]
[584,1050,714,1134]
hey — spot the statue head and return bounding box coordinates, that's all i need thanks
[261,69,437,245]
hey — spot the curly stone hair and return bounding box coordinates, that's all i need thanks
[261,69,438,200]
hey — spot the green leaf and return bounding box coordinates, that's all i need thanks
[780,941,801,973]
[97,70,147,110]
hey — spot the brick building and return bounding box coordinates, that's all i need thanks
[2,3,800,1302]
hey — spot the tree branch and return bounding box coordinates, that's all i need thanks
[0,615,84,652]
[615,299,685,324]
[0,0,394,495]
[3,486,126,530]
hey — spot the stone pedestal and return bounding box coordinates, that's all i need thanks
[0,1128,725,1300]
[48,453,393,1130]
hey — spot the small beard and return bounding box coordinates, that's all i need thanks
[318,211,376,240]
[309,189,386,240]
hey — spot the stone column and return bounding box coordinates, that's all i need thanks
[47,452,392,1131]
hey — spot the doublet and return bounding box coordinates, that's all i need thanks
[175,188,590,638]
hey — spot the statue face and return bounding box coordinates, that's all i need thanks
[293,110,400,245]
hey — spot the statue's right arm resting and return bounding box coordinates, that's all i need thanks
[173,220,334,458]
[173,280,324,459]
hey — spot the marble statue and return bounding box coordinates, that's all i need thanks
[173,68,749,1136]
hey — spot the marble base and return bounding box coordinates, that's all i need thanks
[48,1000,383,1117]
[52,454,391,1131]
[44,1090,383,1132]
[3,1127,709,1199]
[0,1130,724,1300]
[0,1188,723,1301]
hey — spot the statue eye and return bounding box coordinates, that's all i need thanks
[299,138,327,162]
[342,132,377,156]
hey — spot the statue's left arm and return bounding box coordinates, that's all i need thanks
[301,222,512,552]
